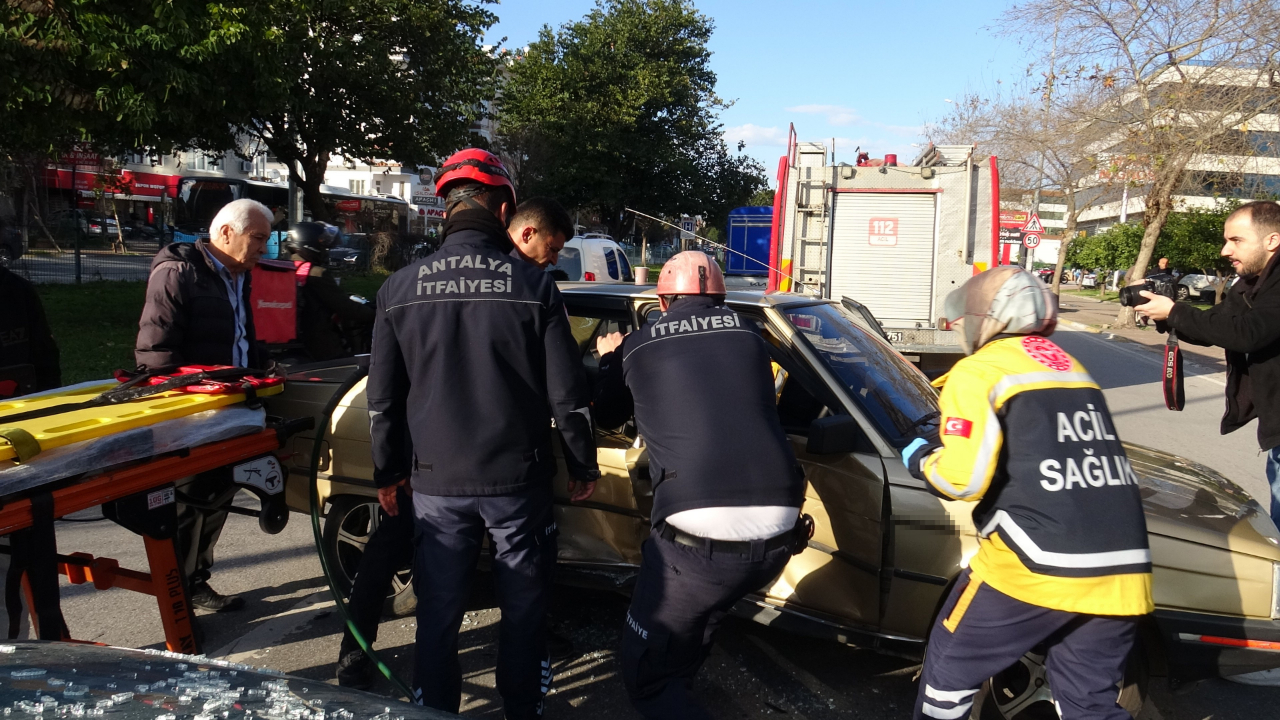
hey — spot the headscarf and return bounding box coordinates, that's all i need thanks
[942,266,1057,355]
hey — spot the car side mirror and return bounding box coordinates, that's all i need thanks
[806,415,862,455]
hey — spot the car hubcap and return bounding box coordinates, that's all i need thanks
[333,501,413,595]
[989,651,1057,719]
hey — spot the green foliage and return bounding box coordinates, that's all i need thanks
[1065,223,1143,272]
[215,0,498,218]
[0,1,245,155]
[36,281,145,383]
[496,0,765,237]
[1155,203,1237,276]
[747,188,775,207]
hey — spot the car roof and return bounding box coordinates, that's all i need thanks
[557,282,829,309]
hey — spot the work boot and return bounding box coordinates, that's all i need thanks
[189,582,245,612]
[336,650,375,690]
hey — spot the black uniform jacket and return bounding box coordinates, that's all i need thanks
[135,241,264,370]
[0,266,60,397]
[366,221,599,495]
[1167,253,1280,450]
[595,296,804,525]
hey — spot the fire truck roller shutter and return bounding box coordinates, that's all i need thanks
[829,193,936,326]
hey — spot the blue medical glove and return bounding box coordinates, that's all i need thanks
[901,437,930,468]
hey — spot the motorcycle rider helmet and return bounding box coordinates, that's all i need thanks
[434,148,517,210]
[286,222,340,264]
[942,266,1057,355]
[655,251,726,311]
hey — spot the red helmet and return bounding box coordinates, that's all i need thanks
[434,148,516,204]
[656,251,726,299]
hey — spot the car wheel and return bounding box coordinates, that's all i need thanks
[0,245,14,268]
[975,640,1147,719]
[321,494,417,618]
[1176,285,1190,301]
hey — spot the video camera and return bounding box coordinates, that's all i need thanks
[1118,278,1177,307]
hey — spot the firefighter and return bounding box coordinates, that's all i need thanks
[901,266,1152,720]
[593,251,808,720]
[286,222,375,361]
[366,148,599,718]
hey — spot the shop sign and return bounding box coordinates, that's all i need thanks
[334,199,362,212]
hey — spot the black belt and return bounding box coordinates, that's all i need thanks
[656,519,800,555]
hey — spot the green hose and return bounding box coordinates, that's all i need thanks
[307,362,415,698]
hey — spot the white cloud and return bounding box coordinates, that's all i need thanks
[785,104,861,126]
[723,123,788,148]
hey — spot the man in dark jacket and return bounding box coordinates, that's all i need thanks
[367,149,598,719]
[0,265,60,398]
[135,198,271,612]
[1138,200,1280,527]
[593,252,807,720]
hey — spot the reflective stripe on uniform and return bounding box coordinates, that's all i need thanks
[942,575,984,633]
[980,510,1151,569]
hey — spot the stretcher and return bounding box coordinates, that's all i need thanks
[0,390,310,655]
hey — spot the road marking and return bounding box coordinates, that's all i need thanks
[744,633,854,715]
[210,590,335,663]
[1057,326,1226,387]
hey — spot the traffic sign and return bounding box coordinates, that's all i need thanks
[1022,233,1041,249]
[681,218,695,240]
[1023,213,1044,234]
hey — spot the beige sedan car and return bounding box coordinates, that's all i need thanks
[265,284,1280,719]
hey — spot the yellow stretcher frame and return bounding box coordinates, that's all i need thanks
[0,381,285,463]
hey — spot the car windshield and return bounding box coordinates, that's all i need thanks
[782,303,939,447]
[550,246,583,280]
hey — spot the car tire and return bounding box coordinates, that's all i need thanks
[0,246,13,268]
[1175,285,1190,301]
[974,638,1148,719]
[321,494,417,618]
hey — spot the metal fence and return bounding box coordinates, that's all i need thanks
[4,233,162,284]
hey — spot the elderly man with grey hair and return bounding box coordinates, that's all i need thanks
[135,198,272,613]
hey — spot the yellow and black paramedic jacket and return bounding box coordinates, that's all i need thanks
[905,335,1153,616]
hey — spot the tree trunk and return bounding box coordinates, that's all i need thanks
[297,153,332,223]
[1050,203,1077,296]
[110,201,126,253]
[1114,159,1188,328]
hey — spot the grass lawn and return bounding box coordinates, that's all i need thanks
[36,281,147,384]
[36,271,394,385]
[1061,287,1215,310]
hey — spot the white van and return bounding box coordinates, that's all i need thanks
[549,233,634,282]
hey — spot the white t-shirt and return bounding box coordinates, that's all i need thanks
[664,506,799,541]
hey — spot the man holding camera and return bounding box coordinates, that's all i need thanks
[1136,200,1280,528]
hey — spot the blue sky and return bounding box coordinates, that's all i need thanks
[486,0,1031,184]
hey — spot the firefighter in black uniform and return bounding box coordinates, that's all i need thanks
[366,148,599,719]
[593,251,808,720]
[901,267,1152,720]
[286,222,375,361]
[0,263,60,399]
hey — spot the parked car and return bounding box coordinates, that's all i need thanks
[1081,272,1098,289]
[85,213,119,238]
[548,233,634,282]
[265,285,1280,718]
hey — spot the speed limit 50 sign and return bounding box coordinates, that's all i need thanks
[1022,233,1041,249]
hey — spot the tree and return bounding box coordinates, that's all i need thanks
[747,188,775,207]
[930,87,1113,296]
[1065,222,1142,296]
[1157,202,1237,302]
[1001,0,1280,327]
[496,0,762,238]
[215,0,498,219]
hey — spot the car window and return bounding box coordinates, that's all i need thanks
[782,303,939,447]
[604,248,620,280]
[550,246,582,280]
[616,249,634,282]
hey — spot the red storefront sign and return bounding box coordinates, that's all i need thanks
[42,168,179,198]
[334,199,362,212]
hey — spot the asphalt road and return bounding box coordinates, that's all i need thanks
[8,249,155,283]
[22,326,1279,719]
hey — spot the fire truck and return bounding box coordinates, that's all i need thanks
[767,127,1002,373]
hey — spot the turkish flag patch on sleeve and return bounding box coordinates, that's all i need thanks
[943,417,973,438]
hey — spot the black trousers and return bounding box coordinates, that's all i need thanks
[174,468,235,587]
[412,487,558,720]
[339,488,415,657]
[621,529,793,720]
[916,569,1138,720]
